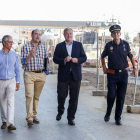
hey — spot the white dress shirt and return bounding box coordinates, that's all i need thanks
[65,41,73,56]
[65,41,73,71]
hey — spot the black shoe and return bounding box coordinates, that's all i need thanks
[7,124,16,131]
[56,114,62,121]
[68,120,75,125]
[1,122,7,129]
[115,120,122,125]
[104,115,110,122]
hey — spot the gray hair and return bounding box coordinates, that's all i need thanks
[2,35,12,45]
[63,28,73,34]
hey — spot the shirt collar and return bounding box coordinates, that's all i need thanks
[1,49,5,54]
[112,38,123,45]
[65,41,73,45]
[30,40,41,47]
[2,48,11,54]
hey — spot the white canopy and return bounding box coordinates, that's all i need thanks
[41,32,55,44]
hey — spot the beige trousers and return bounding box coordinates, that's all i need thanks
[24,71,46,121]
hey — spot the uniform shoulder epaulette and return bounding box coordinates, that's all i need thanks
[123,40,129,44]
[106,40,112,45]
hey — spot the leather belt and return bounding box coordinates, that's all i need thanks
[0,77,14,81]
[114,69,126,73]
[0,79,10,81]
[31,70,44,73]
[107,68,127,74]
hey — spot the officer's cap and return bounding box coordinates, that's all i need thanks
[109,25,121,33]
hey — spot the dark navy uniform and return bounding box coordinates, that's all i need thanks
[101,38,133,121]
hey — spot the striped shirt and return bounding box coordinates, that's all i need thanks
[21,41,48,71]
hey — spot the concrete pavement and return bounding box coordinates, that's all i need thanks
[0,65,140,140]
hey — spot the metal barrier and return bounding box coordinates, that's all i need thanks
[92,32,107,95]
[132,43,140,105]
[92,32,140,111]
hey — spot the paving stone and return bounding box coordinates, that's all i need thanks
[49,71,58,74]
[127,105,140,113]
[81,81,90,86]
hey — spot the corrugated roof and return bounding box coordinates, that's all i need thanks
[0,20,110,27]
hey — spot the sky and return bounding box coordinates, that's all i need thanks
[0,0,140,39]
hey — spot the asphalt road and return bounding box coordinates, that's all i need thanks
[0,65,140,140]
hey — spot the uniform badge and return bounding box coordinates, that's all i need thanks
[123,44,126,51]
[110,46,113,50]
[114,25,116,28]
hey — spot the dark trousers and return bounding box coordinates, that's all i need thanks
[57,72,81,121]
[106,70,128,121]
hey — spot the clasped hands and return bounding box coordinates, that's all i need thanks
[65,55,78,63]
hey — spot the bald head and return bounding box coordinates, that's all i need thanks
[32,29,40,35]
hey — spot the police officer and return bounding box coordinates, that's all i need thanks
[101,25,137,125]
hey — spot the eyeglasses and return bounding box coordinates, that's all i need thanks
[5,41,14,44]
[112,31,120,35]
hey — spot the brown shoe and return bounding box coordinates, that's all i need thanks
[1,122,7,129]
[7,124,16,131]
[33,117,40,123]
[27,120,33,126]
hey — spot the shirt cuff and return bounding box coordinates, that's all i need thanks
[21,58,27,64]
[16,82,20,83]
[44,70,49,75]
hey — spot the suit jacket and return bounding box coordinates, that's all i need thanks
[53,41,87,82]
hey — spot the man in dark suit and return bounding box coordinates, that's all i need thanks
[53,28,87,125]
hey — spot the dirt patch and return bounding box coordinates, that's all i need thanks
[50,63,140,105]
[82,69,140,105]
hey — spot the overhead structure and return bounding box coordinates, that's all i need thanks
[41,31,56,73]
[41,31,55,45]
[0,20,114,30]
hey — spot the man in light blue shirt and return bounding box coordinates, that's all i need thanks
[0,35,20,131]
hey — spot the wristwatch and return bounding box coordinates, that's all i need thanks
[133,66,137,69]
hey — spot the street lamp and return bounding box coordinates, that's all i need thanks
[109,15,121,25]
[110,14,116,24]
[104,15,121,26]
